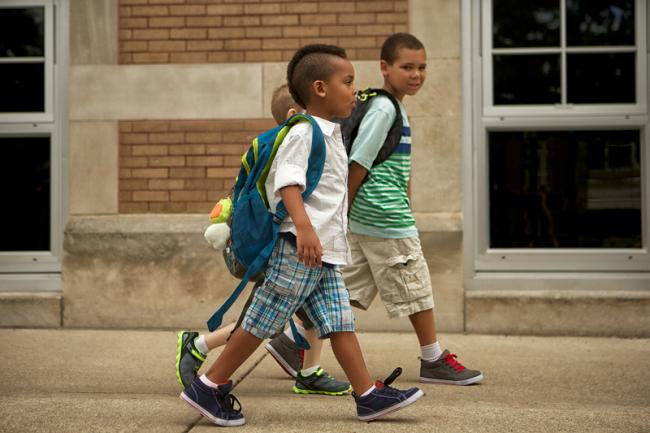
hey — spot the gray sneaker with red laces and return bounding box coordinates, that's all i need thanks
[420,350,483,385]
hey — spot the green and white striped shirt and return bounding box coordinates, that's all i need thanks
[348,96,417,239]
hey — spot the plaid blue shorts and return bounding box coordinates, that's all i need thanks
[241,235,355,340]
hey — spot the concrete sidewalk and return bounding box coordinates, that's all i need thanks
[0,329,648,433]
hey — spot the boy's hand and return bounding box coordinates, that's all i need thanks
[295,224,323,268]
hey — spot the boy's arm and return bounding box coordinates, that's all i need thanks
[348,162,368,207]
[279,185,323,268]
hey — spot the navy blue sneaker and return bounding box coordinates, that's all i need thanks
[353,368,424,422]
[180,377,245,426]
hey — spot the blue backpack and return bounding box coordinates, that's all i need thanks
[206,114,326,348]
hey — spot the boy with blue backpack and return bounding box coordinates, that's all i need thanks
[176,84,351,397]
[179,44,424,426]
[343,33,483,385]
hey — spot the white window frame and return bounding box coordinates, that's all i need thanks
[462,0,650,289]
[0,0,67,288]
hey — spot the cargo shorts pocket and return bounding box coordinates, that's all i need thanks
[382,253,431,302]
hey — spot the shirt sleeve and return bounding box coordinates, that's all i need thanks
[270,124,311,197]
[349,96,396,170]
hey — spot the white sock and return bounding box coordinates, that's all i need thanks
[194,335,209,356]
[199,374,220,389]
[283,324,305,343]
[300,365,320,377]
[421,341,443,362]
[360,385,376,397]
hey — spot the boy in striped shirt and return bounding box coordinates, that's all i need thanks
[345,33,483,386]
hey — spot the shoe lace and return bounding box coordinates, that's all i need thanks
[444,353,466,373]
[374,367,403,396]
[216,390,243,416]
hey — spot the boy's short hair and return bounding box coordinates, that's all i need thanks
[287,44,348,109]
[380,33,425,64]
[270,84,300,124]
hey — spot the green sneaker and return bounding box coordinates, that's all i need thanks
[293,368,352,396]
[176,331,206,389]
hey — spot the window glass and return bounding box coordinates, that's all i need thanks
[566,0,635,46]
[493,55,561,105]
[489,130,642,248]
[0,7,44,57]
[567,53,635,103]
[493,0,560,48]
[0,63,45,112]
[0,137,51,251]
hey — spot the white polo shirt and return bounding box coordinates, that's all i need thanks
[265,116,350,265]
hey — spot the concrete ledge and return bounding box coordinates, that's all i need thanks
[466,290,650,337]
[63,215,465,331]
[0,292,62,328]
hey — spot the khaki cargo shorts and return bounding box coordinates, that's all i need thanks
[342,233,434,318]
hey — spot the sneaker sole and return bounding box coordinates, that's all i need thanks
[175,331,187,389]
[292,385,352,396]
[357,389,424,422]
[420,373,483,386]
[180,392,245,427]
[264,342,297,378]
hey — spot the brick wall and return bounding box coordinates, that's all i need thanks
[119,0,408,63]
[119,119,276,213]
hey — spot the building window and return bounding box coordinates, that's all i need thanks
[465,0,649,275]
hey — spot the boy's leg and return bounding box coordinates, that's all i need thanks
[329,331,372,393]
[360,235,483,385]
[301,327,323,370]
[204,327,263,383]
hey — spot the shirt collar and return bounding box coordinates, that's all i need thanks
[312,115,337,137]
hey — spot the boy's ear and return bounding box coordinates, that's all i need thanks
[285,108,297,119]
[313,80,327,99]
[380,60,390,77]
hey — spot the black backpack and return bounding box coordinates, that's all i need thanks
[340,88,403,167]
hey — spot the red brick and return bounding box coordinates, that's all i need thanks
[207,144,246,155]
[207,167,240,178]
[186,201,219,213]
[131,5,168,16]
[148,0,185,4]
[207,51,245,62]
[261,15,298,26]
[120,0,147,5]
[171,190,206,201]
[337,12,375,24]
[244,119,275,130]
[283,26,320,38]
[132,120,169,132]
[208,27,245,39]
[133,29,170,40]
[120,202,150,213]
[298,37,337,46]
[120,29,133,40]
[169,5,206,15]
[132,52,169,63]
[261,38,300,50]
[132,145,169,156]
[356,47,380,59]
[225,39,261,50]
[282,3,318,13]
[120,145,133,157]
[319,1,355,12]
[119,191,133,202]
[149,179,185,190]
[339,36,377,48]
[394,0,408,12]
[187,40,224,51]
[121,133,148,144]
[119,53,133,64]
[206,4,243,15]
[169,144,206,155]
[119,168,132,179]
[376,12,407,24]
[184,178,224,190]
[320,25,356,36]
[355,1,394,12]
[356,24,393,36]
[186,132,221,143]
[120,18,148,28]
[169,167,206,178]
[243,3,281,14]
[148,17,185,27]
[133,191,170,202]
[120,179,149,190]
[148,156,186,167]
[223,16,260,26]
[186,16,223,27]
[120,157,148,167]
[187,156,224,166]
[245,50,283,61]
[131,168,169,178]
[169,120,222,132]
[224,155,243,166]
[149,202,187,212]
[299,13,336,25]
[150,132,184,143]
[149,40,185,52]
[393,24,408,33]
[120,122,133,133]
[246,27,283,38]
[223,131,256,143]
[171,28,207,39]
[170,52,208,63]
